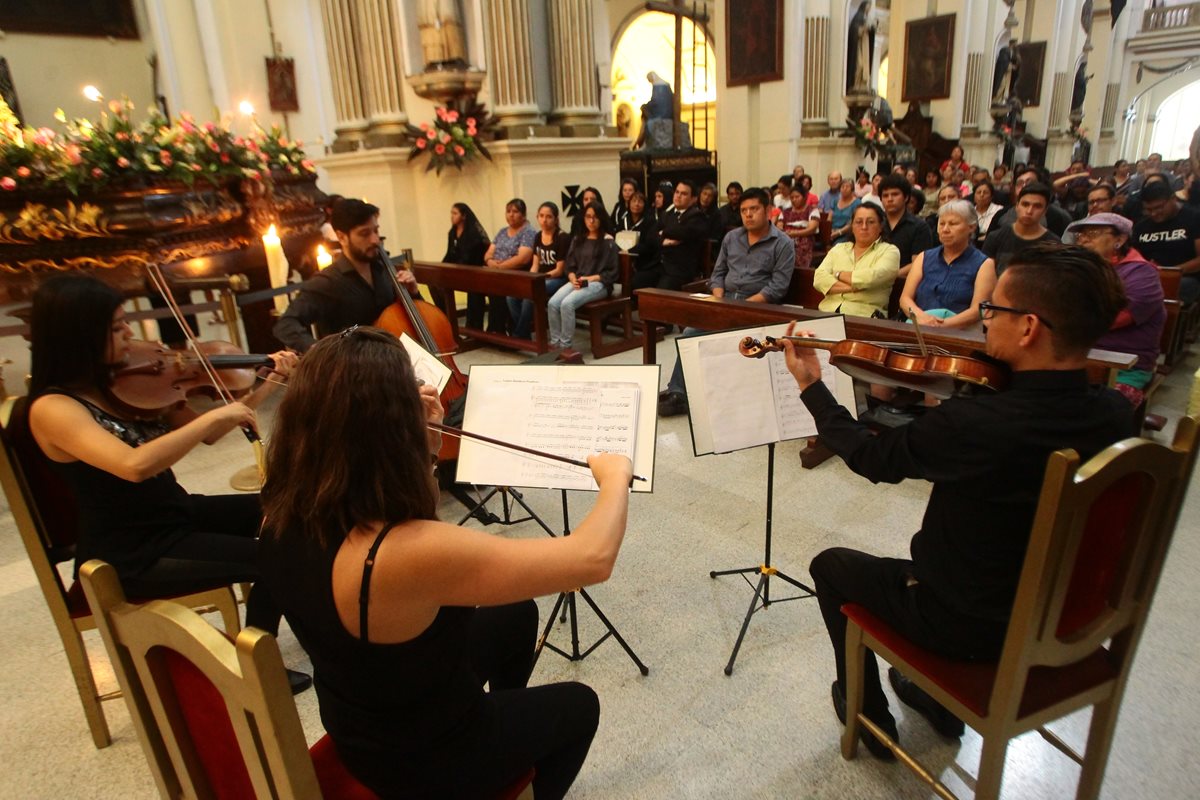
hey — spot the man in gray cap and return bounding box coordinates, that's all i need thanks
[1067,212,1165,406]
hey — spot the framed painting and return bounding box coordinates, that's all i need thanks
[266,57,300,112]
[1014,41,1047,108]
[902,14,955,102]
[726,0,783,87]
[0,1,138,39]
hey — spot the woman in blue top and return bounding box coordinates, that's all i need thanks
[830,178,861,242]
[479,198,536,334]
[900,199,996,329]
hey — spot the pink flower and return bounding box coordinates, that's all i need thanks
[180,120,196,134]
[426,130,436,140]
[466,117,476,127]
[446,110,459,123]
[208,140,220,152]
[64,144,83,165]
[116,156,130,168]
[204,122,217,133]
[190,163,202,171]
[277,135,288,146]
[466,124,477,137]
[419,121,430,131]
[108,100,122,114]
[220,153,231,163]
[436,107,448,121]
[159,150,173,166]
[91,167,104,178]
[0,177,15,190]
[453,145,465,156]
[16,166,30,177]
[434,144,445,155]
[440,132,451,143]
[115,131,130,141]
[301,159,315,170]
[416,138,427,150]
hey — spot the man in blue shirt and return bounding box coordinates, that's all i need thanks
[658,188,795,416]
[818,170,843,213]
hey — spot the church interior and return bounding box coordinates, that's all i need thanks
[2,0,1200,798]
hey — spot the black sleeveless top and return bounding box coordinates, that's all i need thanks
[44,392,191,576]
[259,522,491,798]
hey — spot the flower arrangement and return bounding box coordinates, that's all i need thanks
[0,96,315,195]
[405,99,496,175]
[847,112,895,161]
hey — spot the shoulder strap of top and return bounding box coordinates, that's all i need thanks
[358,521,401,643]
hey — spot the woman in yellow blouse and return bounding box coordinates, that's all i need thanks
[813,203,900,319]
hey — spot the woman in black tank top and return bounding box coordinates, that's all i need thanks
[259,326,633,799]
[25,274,312,693]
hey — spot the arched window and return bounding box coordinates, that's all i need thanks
[610,11,717,148]
[1150,79,1200,160]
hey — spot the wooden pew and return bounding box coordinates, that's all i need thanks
[1157,266,1185,371]
[408,261,550,353]
[634,288,1137,382]
[573,252,643,358]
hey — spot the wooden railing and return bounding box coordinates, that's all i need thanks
[1143,2,1200,32]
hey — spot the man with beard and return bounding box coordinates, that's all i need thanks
[274,198,420,352]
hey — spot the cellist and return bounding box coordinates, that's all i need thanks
[24,274,312,693]
[273,197,420,352]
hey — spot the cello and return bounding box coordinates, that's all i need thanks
[372,245,469,460]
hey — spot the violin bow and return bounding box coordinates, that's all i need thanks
[430,421,647,483]
[143,262,267,478]
[907,306,931,357]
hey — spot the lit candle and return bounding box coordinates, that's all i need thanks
[316,244,333,269]
[262,224,290,314]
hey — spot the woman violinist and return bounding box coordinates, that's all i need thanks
[259,326,632,799]
[25,274,311,693]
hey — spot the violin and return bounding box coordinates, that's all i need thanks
[372,244,469,462]
[738,335,1009,399]
[106,339,276,418]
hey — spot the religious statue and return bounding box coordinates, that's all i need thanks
[846,1,875,94]
[417,0,467,69]
[636,72,688,149]
[1071,57,1091,114]
[992,39,1021,106]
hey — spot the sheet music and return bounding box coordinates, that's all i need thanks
[456,365,655,492]
[398,332,452,392]
[770,349,835,441]
[699,336,779,453]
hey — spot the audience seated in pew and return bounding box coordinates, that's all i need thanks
[813,203,899,320]
[547,202,621,351]
[777,185,821,269]
[480,198,536,334]
[901,199,997,329]
[508,201,571,341]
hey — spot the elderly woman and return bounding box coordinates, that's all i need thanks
[1067,212,1165,407]
[900,199,996,329]
[830,178,861,241]
[813,203,899,319]
[926,184,962,236]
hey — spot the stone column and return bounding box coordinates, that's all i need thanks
[801,13,832,137]
[319,0,369,152]
[547,0,604,135]
[484,0,555,137]
[356,0,408,148]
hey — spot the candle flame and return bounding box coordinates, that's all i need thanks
[316,244,333,268]
[264,224,278,238]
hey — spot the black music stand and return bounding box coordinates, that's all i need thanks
[710,441,814,675]
[455,485,536,527]
[533,490,649,676]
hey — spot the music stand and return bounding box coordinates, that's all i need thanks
[674,320,855,674]
[455,364,658,676]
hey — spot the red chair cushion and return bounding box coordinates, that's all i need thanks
[160,647,257,799]
[309,735,380,800]
[843,603,1119,719]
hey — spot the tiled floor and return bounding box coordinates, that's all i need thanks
[0,311,1197,799]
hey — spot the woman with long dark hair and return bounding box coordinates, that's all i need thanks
[441,201,489,321]
[508,201,572,340]
[259,327,631,799]
[569,187,611,237]
[24,274,309,691]
[547,201,621,350]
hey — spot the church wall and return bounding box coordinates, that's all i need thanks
[0,25,155,127]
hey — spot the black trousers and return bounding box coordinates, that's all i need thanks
[466,292,511,334]
[447,601,600,800]
[121,494,282,635]
[809,547,1007,720]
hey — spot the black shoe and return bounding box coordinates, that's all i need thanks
[831,681,897,761]
[287,668,313,695]
[657,392,689,417]
[888,667,964,738]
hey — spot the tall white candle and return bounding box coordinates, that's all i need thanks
[262,224,290,314]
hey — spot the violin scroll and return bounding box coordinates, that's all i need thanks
[738,336,785,359]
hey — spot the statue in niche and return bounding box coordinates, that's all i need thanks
[1071,57,1091,114]
[846,1,876,93]
[635,72,688,150]
[991,38,1021,106]
[418,0,467,69]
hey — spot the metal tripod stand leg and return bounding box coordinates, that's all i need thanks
[533,490,649,676]
[710,442,816,674]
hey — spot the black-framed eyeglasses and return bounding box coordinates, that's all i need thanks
[978,300,1054,329]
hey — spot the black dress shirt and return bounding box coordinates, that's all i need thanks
[272,255,398,352]
[659,205,711,279]
[801,370,1132,622]
[885,211,934,268]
